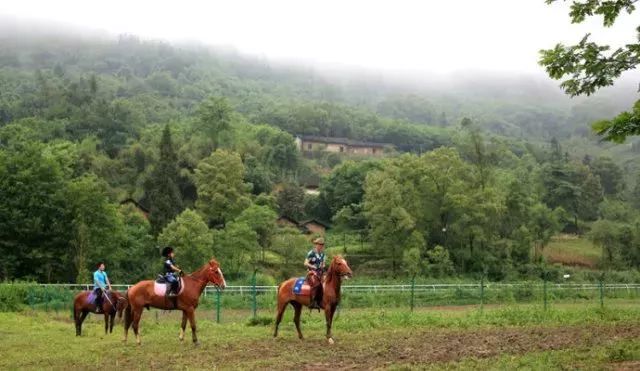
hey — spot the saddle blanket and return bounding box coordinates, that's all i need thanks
[154,278,184,296]
[86,291,97,305]
[292,278,311,296]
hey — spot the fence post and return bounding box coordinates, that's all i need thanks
[252,269,258,319]
[410,275,416,312]
[543,271,548,311]
[599,279,604,309]
[480,274,485,313]
[44,285,48,312]
[216,289,221,324]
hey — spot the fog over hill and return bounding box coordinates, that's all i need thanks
[1,16,639,144]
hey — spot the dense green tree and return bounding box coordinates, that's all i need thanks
[590,156,625,196]
[235,204,277,263]
[528,203,563,259]
[196,96,233,151]
[243,154,273,195]
[195,150,250,227]
[157,209,213,272]
[144,125,184,235]
[0,142,68,281]
[321,160,381,215]
[276,183,305,220]
[111,204,156,282]
[66,174,122,283]
[364,171,424,276]
[212,222,259,277]
[632,173,640,209]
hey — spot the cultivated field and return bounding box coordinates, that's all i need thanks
[2,303,640,370]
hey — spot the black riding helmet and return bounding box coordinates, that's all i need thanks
[162,246,174,258]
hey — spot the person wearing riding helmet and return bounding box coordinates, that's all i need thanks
[304,237,326,309]
[162,247,182,297]
[93,261,111,313]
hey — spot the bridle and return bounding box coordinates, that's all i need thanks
[189,266,225,288]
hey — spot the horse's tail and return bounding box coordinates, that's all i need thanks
[123,290,132,327]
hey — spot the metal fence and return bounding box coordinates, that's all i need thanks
[3,280,640,323]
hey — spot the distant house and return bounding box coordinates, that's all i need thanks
[295,135,388,156]
[276,215,329,236]
[276,215,300,229]
[299,219,329,235]
[119,198,150,219]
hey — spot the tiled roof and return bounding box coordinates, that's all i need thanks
[299,135,388,148]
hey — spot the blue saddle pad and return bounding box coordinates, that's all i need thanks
[87,291,97,305]
[292,278,306,295]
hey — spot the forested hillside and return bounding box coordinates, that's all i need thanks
[1,25,639,284]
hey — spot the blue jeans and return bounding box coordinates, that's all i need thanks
[165,273,178,292]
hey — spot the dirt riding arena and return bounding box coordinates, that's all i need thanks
[2,303,640,370]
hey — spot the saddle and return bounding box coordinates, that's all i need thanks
[292,277,311,296]
[154,275,183,297]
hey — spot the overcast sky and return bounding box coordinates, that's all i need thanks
[1,0,637,74]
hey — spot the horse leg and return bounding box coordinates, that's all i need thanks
[186,309,198,345]
[132,307,143,345]
[325,304,337,345]
[109,311,116,333]
[76,310,88,336]
[104,313,109,334]
[179,311,187,342]
[291,302,303,340]
[273,300,288,338]
[123,304,132,343]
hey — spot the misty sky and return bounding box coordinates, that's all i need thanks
[1,0,637,74]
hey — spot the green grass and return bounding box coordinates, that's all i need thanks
[544,234,601,268]
[2,303,640,369]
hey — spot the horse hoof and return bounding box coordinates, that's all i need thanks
[327,338,335,345]
[193,341,200,347]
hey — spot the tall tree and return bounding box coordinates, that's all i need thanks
[196,96,232,151]
[276,183,306,220]
[66,174,122,283]
[144,125,184,235]
[590,156,625,196]
[364,171,424,276]
[157,209,213,272]
[195,150,250,227]
[235,204,277,263]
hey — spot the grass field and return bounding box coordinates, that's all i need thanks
[2,301,640,370]
[544,234,601,268]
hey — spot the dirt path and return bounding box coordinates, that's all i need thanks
[218,323,640,370]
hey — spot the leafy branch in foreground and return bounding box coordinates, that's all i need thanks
[540,0,640,141]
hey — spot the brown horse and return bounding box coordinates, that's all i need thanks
[274,255,352,344]
[73,290,128,336]
[123,258,226,345]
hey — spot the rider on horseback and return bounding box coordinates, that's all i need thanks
[304,237,326,309]
[93,261,111,313]
[162,246,182,297]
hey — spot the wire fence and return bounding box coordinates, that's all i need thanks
[2,277,640,323]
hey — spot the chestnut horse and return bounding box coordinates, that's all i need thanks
[123,258,226,345]
[73,290,128,336]
[274,255,352,344]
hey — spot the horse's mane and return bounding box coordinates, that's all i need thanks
[189,258,220,278]
[326,255,344,277]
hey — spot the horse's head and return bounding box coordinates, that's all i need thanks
[111,292,128,319]
[206,258,227,290]
[330,255,353,280]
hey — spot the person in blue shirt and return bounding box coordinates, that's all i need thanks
[93,261,111,313]
[162,246,182,297]
[304,237,326,309]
